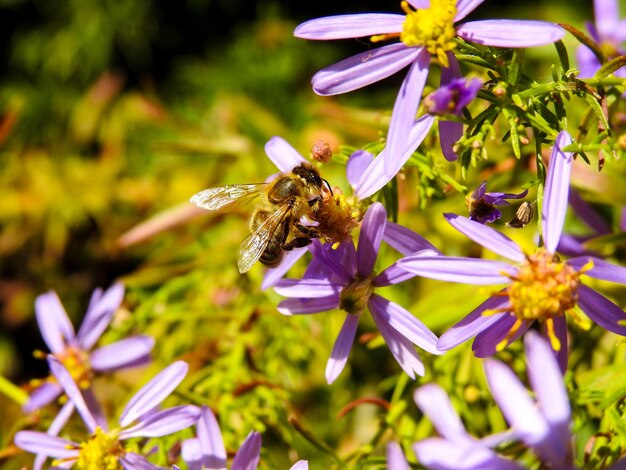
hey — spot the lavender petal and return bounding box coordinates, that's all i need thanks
[261,247,308,290]
[273,279,342,298]
[346,150,375,189]
[386,442,409,470]
[456,20,564,47]
[454,0,487,22]
[542,131,573,254]
[119,405,201,439]
[472,315,530,357]
[357,202,387,277]
[438,120,463,162]
[23,381,62,413]
[484,359,550,447]
[181,438,204,470]
[120,361,189,428]
[438,295,511,350]
[77,282,125,350]
[294,14,404,39]
[568,256,626,284]
[35,292,75,354]
[289,461,309,470]
[47,356,101,433]
[264,137,307,173]
[14,431,77,459]
[413,438,523,470]
[90,335,154,372]
[326,314,359,384]
[197,406,227,469]
[277,295,340,315]
[568,190,610,234]
[231,431,262,470]
[552,316,569,372]
[414,384,471,443]
[594,0,619,37]
[577,285,626,336]
[121,452,164,470]
[312,43,420,96]
[444,213,525,262]
[369,294,439,354]
[383,221,439,255]
[374,261,419,287]
[397,255,513,284]
[576,45,602,78]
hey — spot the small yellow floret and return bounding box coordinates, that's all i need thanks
[77,428,124,470]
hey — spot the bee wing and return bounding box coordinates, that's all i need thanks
[237,205,290,274]
[190,184,267,212]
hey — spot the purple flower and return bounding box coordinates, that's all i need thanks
[398,131,626,369]
[424,77,481,117]
[181,407,307,470]
[15,359,200,470]
[274,202,440,384]
[24,283,154,414]
[413,332,572,469]
[295,0,564,176]
[576,0,626,78]
[467,181,528,224]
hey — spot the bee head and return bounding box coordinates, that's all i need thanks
[292,163,323,189]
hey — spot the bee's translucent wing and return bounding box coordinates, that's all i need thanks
[190,184,266,212]
[237,205,290,273]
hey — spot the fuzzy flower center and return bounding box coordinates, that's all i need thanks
[58,346,93,389]
[76,428,124,470]
[313,192,360,249]
[339,275,375,315]
[400,0,457,66]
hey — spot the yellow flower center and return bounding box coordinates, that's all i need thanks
[313,191,360,249]
[76,428,124,470]
[339,275,375,315]
[58,346,93,389]
[400,0,457,66]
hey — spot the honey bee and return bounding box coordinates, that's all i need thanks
[190,163,331,273]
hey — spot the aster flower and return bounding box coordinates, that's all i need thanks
[24,283,154,414]
[467,181,528,224]
[15,359,200,470]
[397,131,626,369]
[576,0,626,78]
[273,202,440,384]
[180,406,308,470]
[295,0,564,176]
[412,332,572,469]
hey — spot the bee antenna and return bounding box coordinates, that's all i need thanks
[323,179,333,196]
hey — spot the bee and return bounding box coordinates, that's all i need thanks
[190,163,331,273]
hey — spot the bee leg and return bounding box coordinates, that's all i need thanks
[282,237,312,251]
[294,223,320,238]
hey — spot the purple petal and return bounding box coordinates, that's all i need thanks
[314,240,356,283]
[383,221,439,255]
[90,335,154,372]
[277,295,340,315]
[413,438,523,470]
[414,384,471,443]
[120,361,189,428]
[35,292,75,354]
[437,295,510,350]
[346,150,375,189]
[524,332,571,463]
[48,401,76,435]
[273,279,342,298]
[568,190,610,235]
[397,255,513,284]
[576,44,602,78]
[47,356,101,433]
[232,431,262,470]
[181,438,204,470]
[369,294,439,354]
[552,316,569,373]
[472,315,530,357]
[568,257,626,284]
[23,381,62,413]
[14,431,77,459]
[594,0,620,37]
[439,120,463,162]
[197,407,227,469]
[77,283,124,350]
[119,405,201,439]
[374,261,420,287]
[454,0,487,22]
[289,461,309,470]
[542,131,573,254]
[294,14,404,40]
[370,301,425,378]
[457,20,564,47]
[386,442,409,470]
[261,247,307,290]
[312,43,420,96]
[121,452,163,470]
[355,115,434,199]
[326,314,359,384]
[577,285,626,336]
[383,48,431,177]
[484,359,550,447]
[407,0,429,8]
[357,202,387,276]
[444,213,525,262]
[264,137,307,173]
